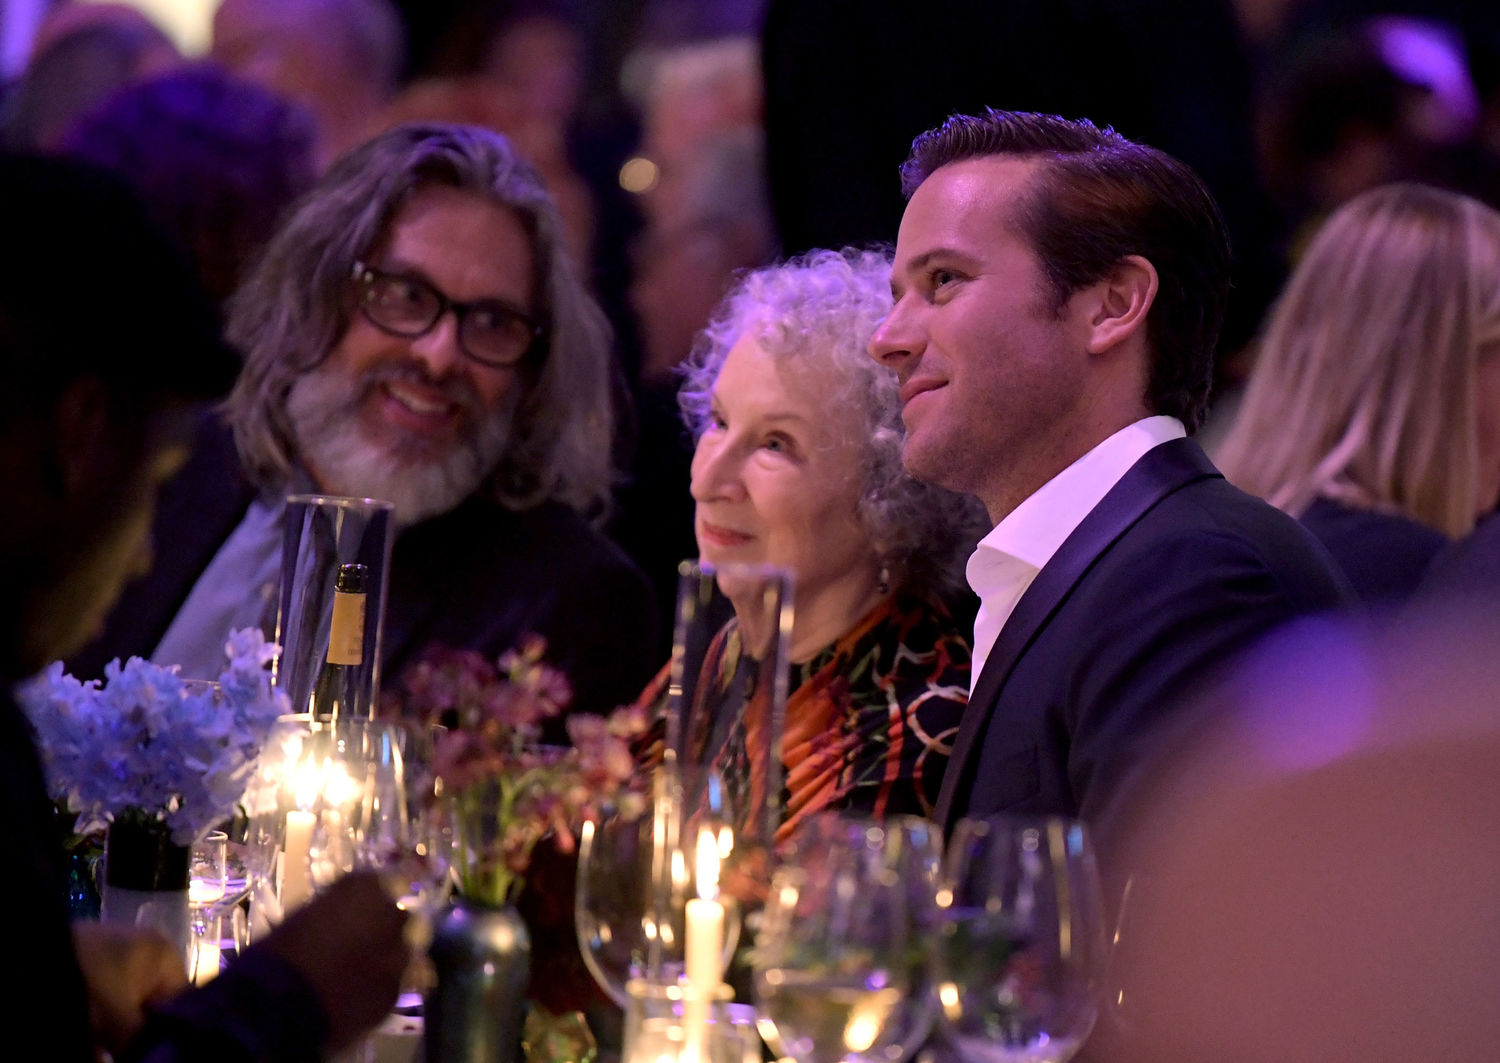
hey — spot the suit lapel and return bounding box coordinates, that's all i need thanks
[934,438,1221,826]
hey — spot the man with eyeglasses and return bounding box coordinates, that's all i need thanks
[70,122,659,729]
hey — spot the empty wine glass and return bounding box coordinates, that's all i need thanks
[752,814,942,1063]
[935,816,1107,1063]
[576,765,740,1007]
[378,719,454,919]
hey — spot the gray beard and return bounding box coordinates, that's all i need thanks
[285,360,514,525]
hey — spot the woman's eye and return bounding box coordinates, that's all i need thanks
[932,268,960,288]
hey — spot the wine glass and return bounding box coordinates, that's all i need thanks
[576,765,740,1007]
[752,814,943,1063]
[935,816,1107,1063]
[361,733,454,922]
[186,830,228,982]
[189,830,228,909]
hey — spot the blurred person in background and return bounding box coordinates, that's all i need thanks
[626,34,762,230]
[1216,183,1500,605]
[211,0,406,171]
[0,2,179,150]
[59,63,318,323]
[628,125,776,387]
[372,4,595,267]
[606,36,773,650]
[1255,16,1491,248]
[613,124,778,644]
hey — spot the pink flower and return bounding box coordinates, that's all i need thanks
[394,636,648,906]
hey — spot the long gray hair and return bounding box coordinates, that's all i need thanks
[224,121,615,516]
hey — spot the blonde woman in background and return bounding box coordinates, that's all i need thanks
[1216,183,1500,604]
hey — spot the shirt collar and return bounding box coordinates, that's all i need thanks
[977,415,1186,573]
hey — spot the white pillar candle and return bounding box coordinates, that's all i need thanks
[281,809,316,912]
[683,828,724,1063]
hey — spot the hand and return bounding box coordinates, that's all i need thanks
[253,870,410,1052]
[72,922,189,1058]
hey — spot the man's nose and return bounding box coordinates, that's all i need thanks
[868,300,922,368]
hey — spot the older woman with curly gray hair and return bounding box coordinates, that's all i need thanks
[669,246,987,838]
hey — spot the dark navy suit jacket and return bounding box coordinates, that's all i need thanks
[69,416,660,730]
[933,438,1353,828]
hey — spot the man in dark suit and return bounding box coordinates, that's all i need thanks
[69,122,658,727]
[868,110,1353,827]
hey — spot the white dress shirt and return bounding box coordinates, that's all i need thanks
[966,415,1187,687]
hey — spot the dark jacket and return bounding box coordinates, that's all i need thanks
[934,438,1354,828]
[70,415,659,730]
[1299,496,1449,607]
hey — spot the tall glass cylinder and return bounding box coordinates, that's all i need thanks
[275,494,394,719]
[662,560,793,853]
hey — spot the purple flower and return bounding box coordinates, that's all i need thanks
[18,628,290,845]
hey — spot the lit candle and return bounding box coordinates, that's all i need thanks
[280,809,316,912]
[280,751,323,913]
[192,939,221,985]
[683,827,725,1063]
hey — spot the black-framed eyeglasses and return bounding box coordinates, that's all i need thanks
[350,261,544,368]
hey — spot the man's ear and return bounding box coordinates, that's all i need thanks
[51,377,119,498]
[1086,254,1158,355]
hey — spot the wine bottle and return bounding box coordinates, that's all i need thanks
[307,562,368,719]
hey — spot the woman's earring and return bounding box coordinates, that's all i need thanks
[878,564,891,596]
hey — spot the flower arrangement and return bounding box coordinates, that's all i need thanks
[19,629,290,846]
[392,635,648,907]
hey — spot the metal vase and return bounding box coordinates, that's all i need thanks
[425,899,531,1063]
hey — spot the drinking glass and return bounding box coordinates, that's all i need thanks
[620,979,762,1063]
[189,830,228,909]
[380,720,454,919]
[935,816,1107,1063]
[576,765,740,1007]
[752,814,943,1063]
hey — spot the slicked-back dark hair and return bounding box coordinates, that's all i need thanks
[901,109,1231,432]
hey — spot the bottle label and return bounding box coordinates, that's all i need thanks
[327,591,366,666]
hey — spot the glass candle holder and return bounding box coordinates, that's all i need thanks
[621,979,761,1063]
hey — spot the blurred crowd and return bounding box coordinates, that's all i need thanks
[6,0,1499,643]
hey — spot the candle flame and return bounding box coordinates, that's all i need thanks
[695,826,719,900]
[293,754,321,810]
